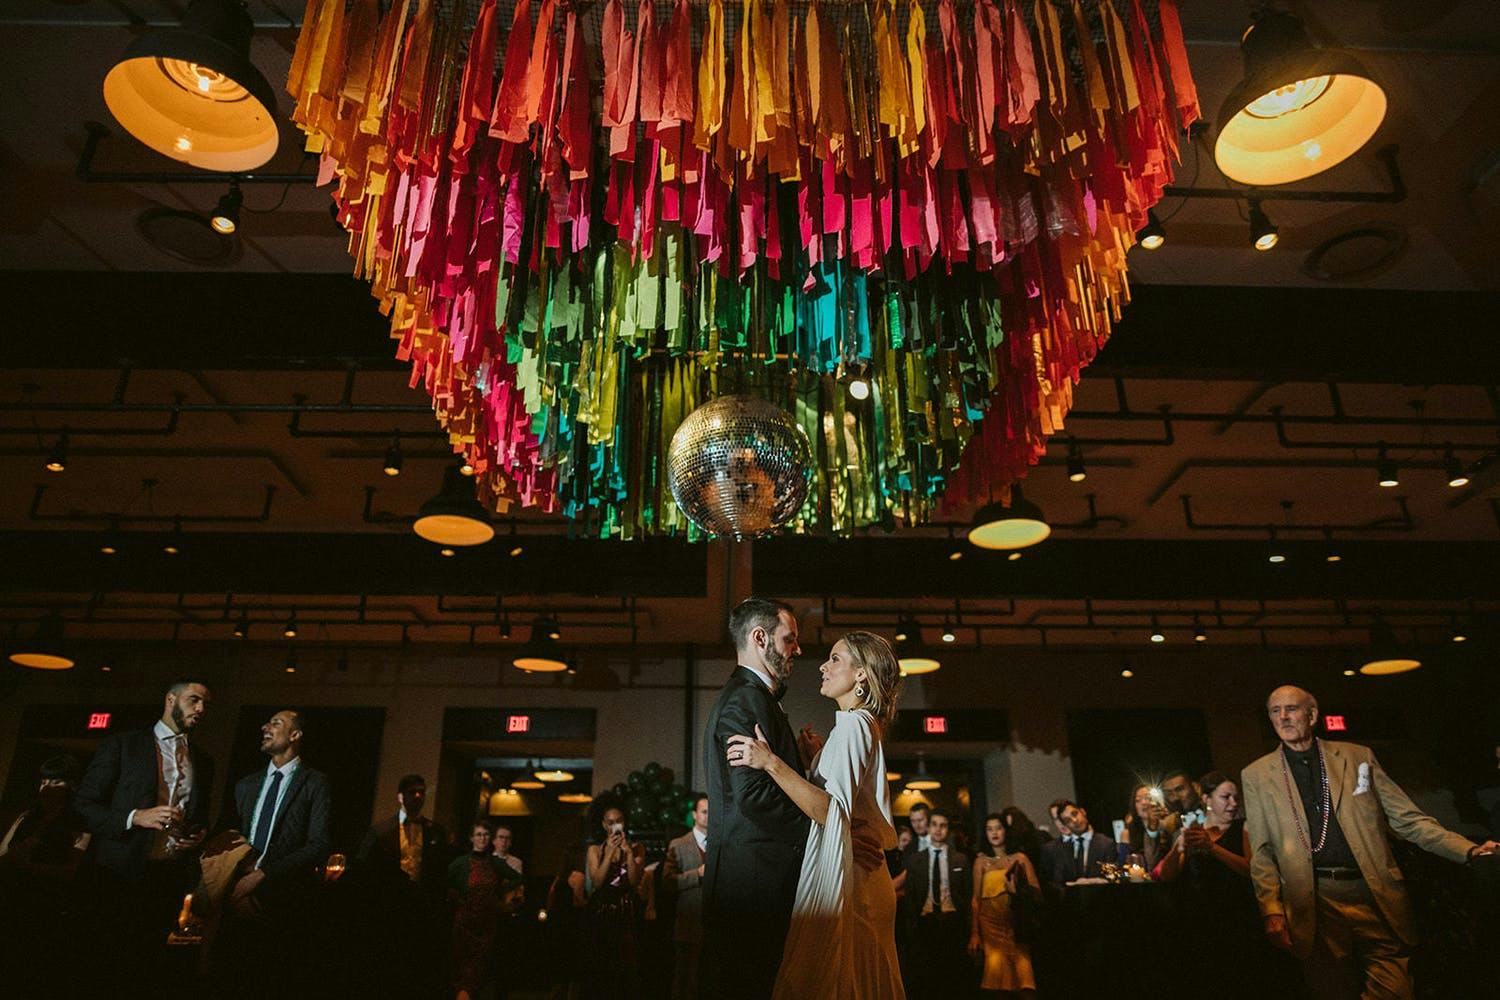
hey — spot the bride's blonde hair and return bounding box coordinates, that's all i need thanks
[841,631,903,732]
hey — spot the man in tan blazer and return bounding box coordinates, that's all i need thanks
[1243,685,1497,998]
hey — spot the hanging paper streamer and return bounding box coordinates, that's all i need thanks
[288,0,1201,538]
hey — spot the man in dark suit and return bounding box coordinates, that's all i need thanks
[353,773,450,894]
[1038,800,1117,890]
[214,709,330,996]
[230,709,332,908]
[901,809,972,1000]
[667,792,709,1000]
[353,773,450,997]
[75,677,215,983]
[700,597,812,999]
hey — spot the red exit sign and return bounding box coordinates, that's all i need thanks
[506,714,530,734]
[923,715,948,735]
[87,712,112,731]
[1324,715,1347,732]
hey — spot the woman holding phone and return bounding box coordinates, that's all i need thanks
[585,802,645,997]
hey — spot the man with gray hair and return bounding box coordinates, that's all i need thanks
[1242,685,1498,998]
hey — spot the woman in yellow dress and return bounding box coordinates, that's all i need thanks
[968,812,1039,997]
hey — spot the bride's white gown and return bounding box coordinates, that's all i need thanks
[774,709,906,999]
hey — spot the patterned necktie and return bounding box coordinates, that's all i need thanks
[172,736,189,807]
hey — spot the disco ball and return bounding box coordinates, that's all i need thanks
[667,395,812,539]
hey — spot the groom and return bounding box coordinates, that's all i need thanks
[701,598,884,999]
[701,598,810,999]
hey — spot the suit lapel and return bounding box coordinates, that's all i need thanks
[1326,743,1351,813]
[271,768,307,838]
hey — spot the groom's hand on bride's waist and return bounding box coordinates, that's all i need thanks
[850,820,886,873]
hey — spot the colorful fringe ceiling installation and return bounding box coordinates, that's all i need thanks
[287,0,1200,539]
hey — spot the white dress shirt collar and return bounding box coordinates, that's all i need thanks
[154,720,183,742]
[267,755,301,780]
[739,662,778,694]
[693,827,707,851]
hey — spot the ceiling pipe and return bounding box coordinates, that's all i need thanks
[28,482,276,525]
[1179,494,1414,533]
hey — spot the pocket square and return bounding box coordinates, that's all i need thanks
[1354,761,1372,795]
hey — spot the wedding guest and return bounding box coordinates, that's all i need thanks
[1244,685,1499,998]
[667,794,708,1000]
[903,809,972,1000]
[492,822,524,876]
[74,678,214,985]
[1046,798,1072,839]
[1038,802,1116,889]
[585,802,644,998]
[907,802,933,853]
[1120,784,1169,871]
[355,773,450,893]
[543,843,589,998]
[217,709,331,997]
[0,755,90,995]
[999,807,1046,872]
[1157,772,1262,994]
[896,823,914,855]
[1158,769,1205,851]
[354,773,449,997]
[969,813,1039,997]
[448,820,525,1000]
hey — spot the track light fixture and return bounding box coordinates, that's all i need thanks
[1149,616,1165,644]
[1066,444,1087,483]
[45,433,69,473]
[383,434,403,477]
[1376,445,1398,488]
[232,617,247,639]
[1443,449,1469,489]
[1193,617,1207,643]
[282,615,297,639]
[1450,617,1468,644]
[459,458,476,477]
[1136,209,1166,251]
[99,525,119,556]
[507,523,524,558]
[210,180,242,235]
[284,650,297,674]
[1249,200,1279,251]
[940,621,957,644]
[101,0,279,171]
[162,518,183,555]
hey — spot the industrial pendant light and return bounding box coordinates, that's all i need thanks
[534,761,575,783]
[102,0,280,171]
[904,755,941,792]
[895,623,941,676]
[1213,11,1386,187]
[8,616,75,671]
[512,618,568,673]
[1360,619,1420,675]
[968,486,1051,551]
[413,464,495,547]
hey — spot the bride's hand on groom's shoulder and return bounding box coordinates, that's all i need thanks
[727,725,774,771]
[796,725,824,767]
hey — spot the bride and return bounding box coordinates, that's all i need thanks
[727,631,906,999]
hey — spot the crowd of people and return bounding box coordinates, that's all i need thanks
[0,650,1496,998]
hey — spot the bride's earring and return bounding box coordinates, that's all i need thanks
[854,678,867,700]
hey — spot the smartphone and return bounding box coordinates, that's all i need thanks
[608,822,624,836]
[1149,786,1166,807]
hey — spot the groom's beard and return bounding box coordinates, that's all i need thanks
[765,646,794,684]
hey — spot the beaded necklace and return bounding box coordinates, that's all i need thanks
[1280,738,1332,855]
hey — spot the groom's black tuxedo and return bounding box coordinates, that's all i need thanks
[701,666,810,999]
